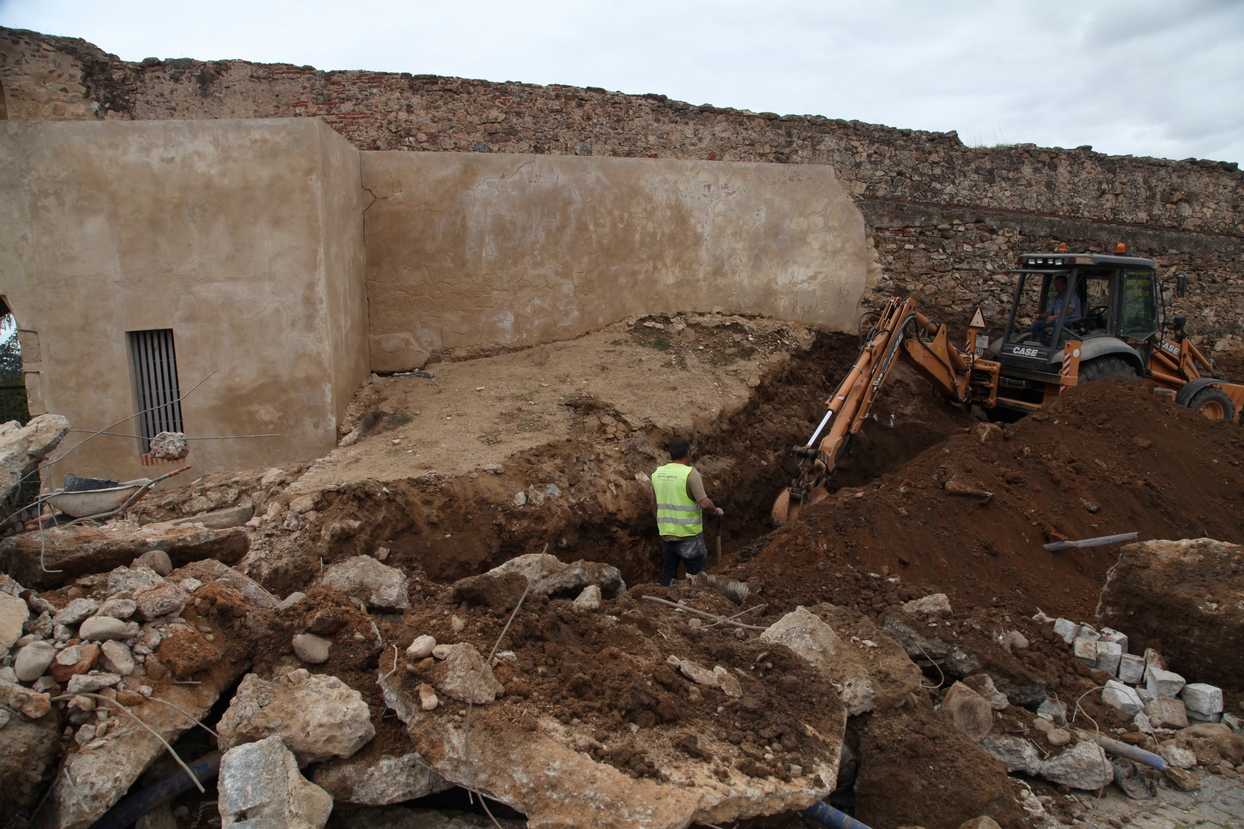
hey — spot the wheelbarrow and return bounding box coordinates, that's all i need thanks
[43,465,191,523]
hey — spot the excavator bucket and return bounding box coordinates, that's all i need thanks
[771,488,797,525]
[771,485,828,525]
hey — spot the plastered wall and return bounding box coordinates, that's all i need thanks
[0,118,368,483]
[362,152,878,353]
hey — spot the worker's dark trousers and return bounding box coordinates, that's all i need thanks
[660,534,708,586]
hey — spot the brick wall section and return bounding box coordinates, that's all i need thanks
[4,27,1243,370]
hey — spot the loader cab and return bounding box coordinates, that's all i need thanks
[995,252,1159,379]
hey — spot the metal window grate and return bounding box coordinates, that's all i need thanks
[128,329,184,452]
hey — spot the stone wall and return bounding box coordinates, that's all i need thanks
[2,27,1242,370]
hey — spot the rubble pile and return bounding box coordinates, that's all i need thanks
[2,322,1244,828]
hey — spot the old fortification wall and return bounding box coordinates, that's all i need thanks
[3,27,1242,368]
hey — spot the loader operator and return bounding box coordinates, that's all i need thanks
[652,438,724,587]
[1029,274,1081,343]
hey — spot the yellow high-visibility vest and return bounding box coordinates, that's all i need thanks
[653,463,702,537]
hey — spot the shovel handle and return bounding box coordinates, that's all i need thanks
[715,514,723,565]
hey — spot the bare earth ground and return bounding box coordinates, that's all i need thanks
[38,311,1244,829]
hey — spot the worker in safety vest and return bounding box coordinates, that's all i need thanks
[652,438,724,586]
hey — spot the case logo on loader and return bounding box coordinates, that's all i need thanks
[1011,346,1040,358]
[1160,341,1181,359]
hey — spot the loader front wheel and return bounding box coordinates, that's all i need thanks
[1077,356,1138,384]
[1188,387,1235,422]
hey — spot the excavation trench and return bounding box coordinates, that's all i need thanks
[263,330,974,597]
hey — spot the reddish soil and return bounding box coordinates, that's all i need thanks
[741,377,1244,622]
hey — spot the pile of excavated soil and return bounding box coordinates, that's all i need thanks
[740,377,1244,622]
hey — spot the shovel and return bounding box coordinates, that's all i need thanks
[715,513,723,566]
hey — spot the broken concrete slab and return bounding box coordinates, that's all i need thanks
[1,522,248,589]
[32,652,248,829]
[1097,538,1244,690]
[218,735,333,829]
[380,664,844,829]
[488,552,626,599]
[760,605,921,716]
[217,670,375,765]
[165,503,254,530]
[316,555,409,610]
[312,750,452,806]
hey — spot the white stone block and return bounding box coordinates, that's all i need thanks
[1102,679,1144,715]
[1136,687,1153,705]
[1145,666,1186,699]
[1098,627,1129,654]
[1073,636,1098,666]
[1117,653,1145,684]
[1095,641,1122,676]
[1076,625,1100,641]
[1181,683,1224,716]
[1187,710,1223,724]
[1053,618,1078,644]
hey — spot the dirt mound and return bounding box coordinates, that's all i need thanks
[742,378,1244,621]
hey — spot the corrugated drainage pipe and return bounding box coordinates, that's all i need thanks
[801,801,873,829]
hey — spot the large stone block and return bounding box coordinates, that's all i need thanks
[316,556,409,610]
[1102,680,1143,716]
[1145,667,1186,699]
[1098,538,1244,689]
[1182,683,1224,717]
[1145,697,1189,729]
[217,670,375,765]
[218,736,332,829]
[1118,653,1145,684]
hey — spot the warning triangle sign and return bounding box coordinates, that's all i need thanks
[968,307,986,329]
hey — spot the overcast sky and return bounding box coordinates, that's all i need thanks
[3,0,1242,165]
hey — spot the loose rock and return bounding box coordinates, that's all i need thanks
[317,556,409,610]
[218,735,333,829]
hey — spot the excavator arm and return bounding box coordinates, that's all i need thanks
[771,297,999,524]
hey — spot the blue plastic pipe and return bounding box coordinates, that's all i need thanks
[1095,733,1167,771]
[92,754,221,829]
[801,801,873,829]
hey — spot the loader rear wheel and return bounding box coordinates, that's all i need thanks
[1077,356,1138,384]
[1188,387,1235,422]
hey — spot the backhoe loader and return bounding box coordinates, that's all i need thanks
[772,246,1244,524]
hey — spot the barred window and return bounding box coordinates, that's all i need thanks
[128,329,184,452]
